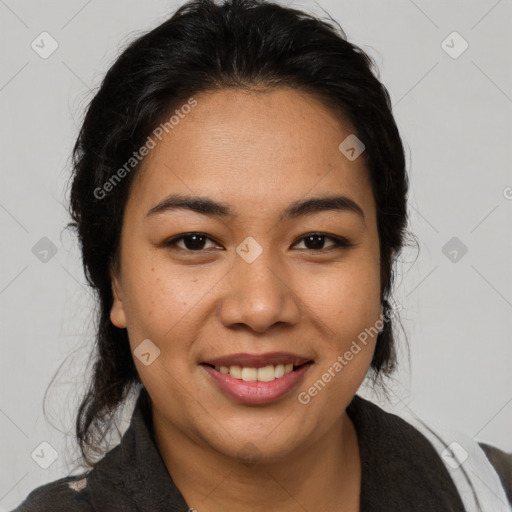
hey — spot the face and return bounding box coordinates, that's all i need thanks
[110,87,382,463]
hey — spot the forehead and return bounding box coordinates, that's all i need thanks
[127,87,375,223]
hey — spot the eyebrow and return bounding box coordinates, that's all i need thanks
[145,193,365,223]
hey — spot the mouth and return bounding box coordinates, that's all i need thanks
[201,361,311,382]
[200,352,314,405]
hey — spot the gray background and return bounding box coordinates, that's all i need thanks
[1,0,511,509]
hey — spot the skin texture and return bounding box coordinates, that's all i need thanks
[110,87,382,511]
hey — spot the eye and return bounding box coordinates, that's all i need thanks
[292,233,353,251]
[163,232,353,253]
[164,232,221,252]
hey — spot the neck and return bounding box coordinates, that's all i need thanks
[152,409,361,512]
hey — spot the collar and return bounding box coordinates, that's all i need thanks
[85,387,465,511]
[87,386,189,511]
[347,395,465,511]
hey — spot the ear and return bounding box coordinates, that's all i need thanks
[110,273,127,329]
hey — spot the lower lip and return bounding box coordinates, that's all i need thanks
[201,363,312,405]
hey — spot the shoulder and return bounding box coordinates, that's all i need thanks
[11,473,93,512]
[479,441,512,506]
[348,395,512,509]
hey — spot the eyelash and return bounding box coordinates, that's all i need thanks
[163,232,354,253]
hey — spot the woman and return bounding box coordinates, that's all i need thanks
[13,0,512,511]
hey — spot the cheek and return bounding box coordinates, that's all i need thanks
[120,252,230,366]
[121,265,207,391]
[120,256,202,345]
[300,253,381,337]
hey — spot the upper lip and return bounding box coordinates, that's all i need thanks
[201,352,313,369]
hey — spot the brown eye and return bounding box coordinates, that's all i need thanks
[165,233,220,251]
[163,232,353,254]
[292,233,353,251]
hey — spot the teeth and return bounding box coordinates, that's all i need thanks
[241,367,257,381]
[257,365,276,382]
[229,365,242,379]
[213,363,297,382]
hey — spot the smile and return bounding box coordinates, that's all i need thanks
[211,363,295,382]
[200,353,313,405]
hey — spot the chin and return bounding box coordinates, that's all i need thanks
[202,420,307,464]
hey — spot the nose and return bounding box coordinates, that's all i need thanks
[218,249,301,334]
